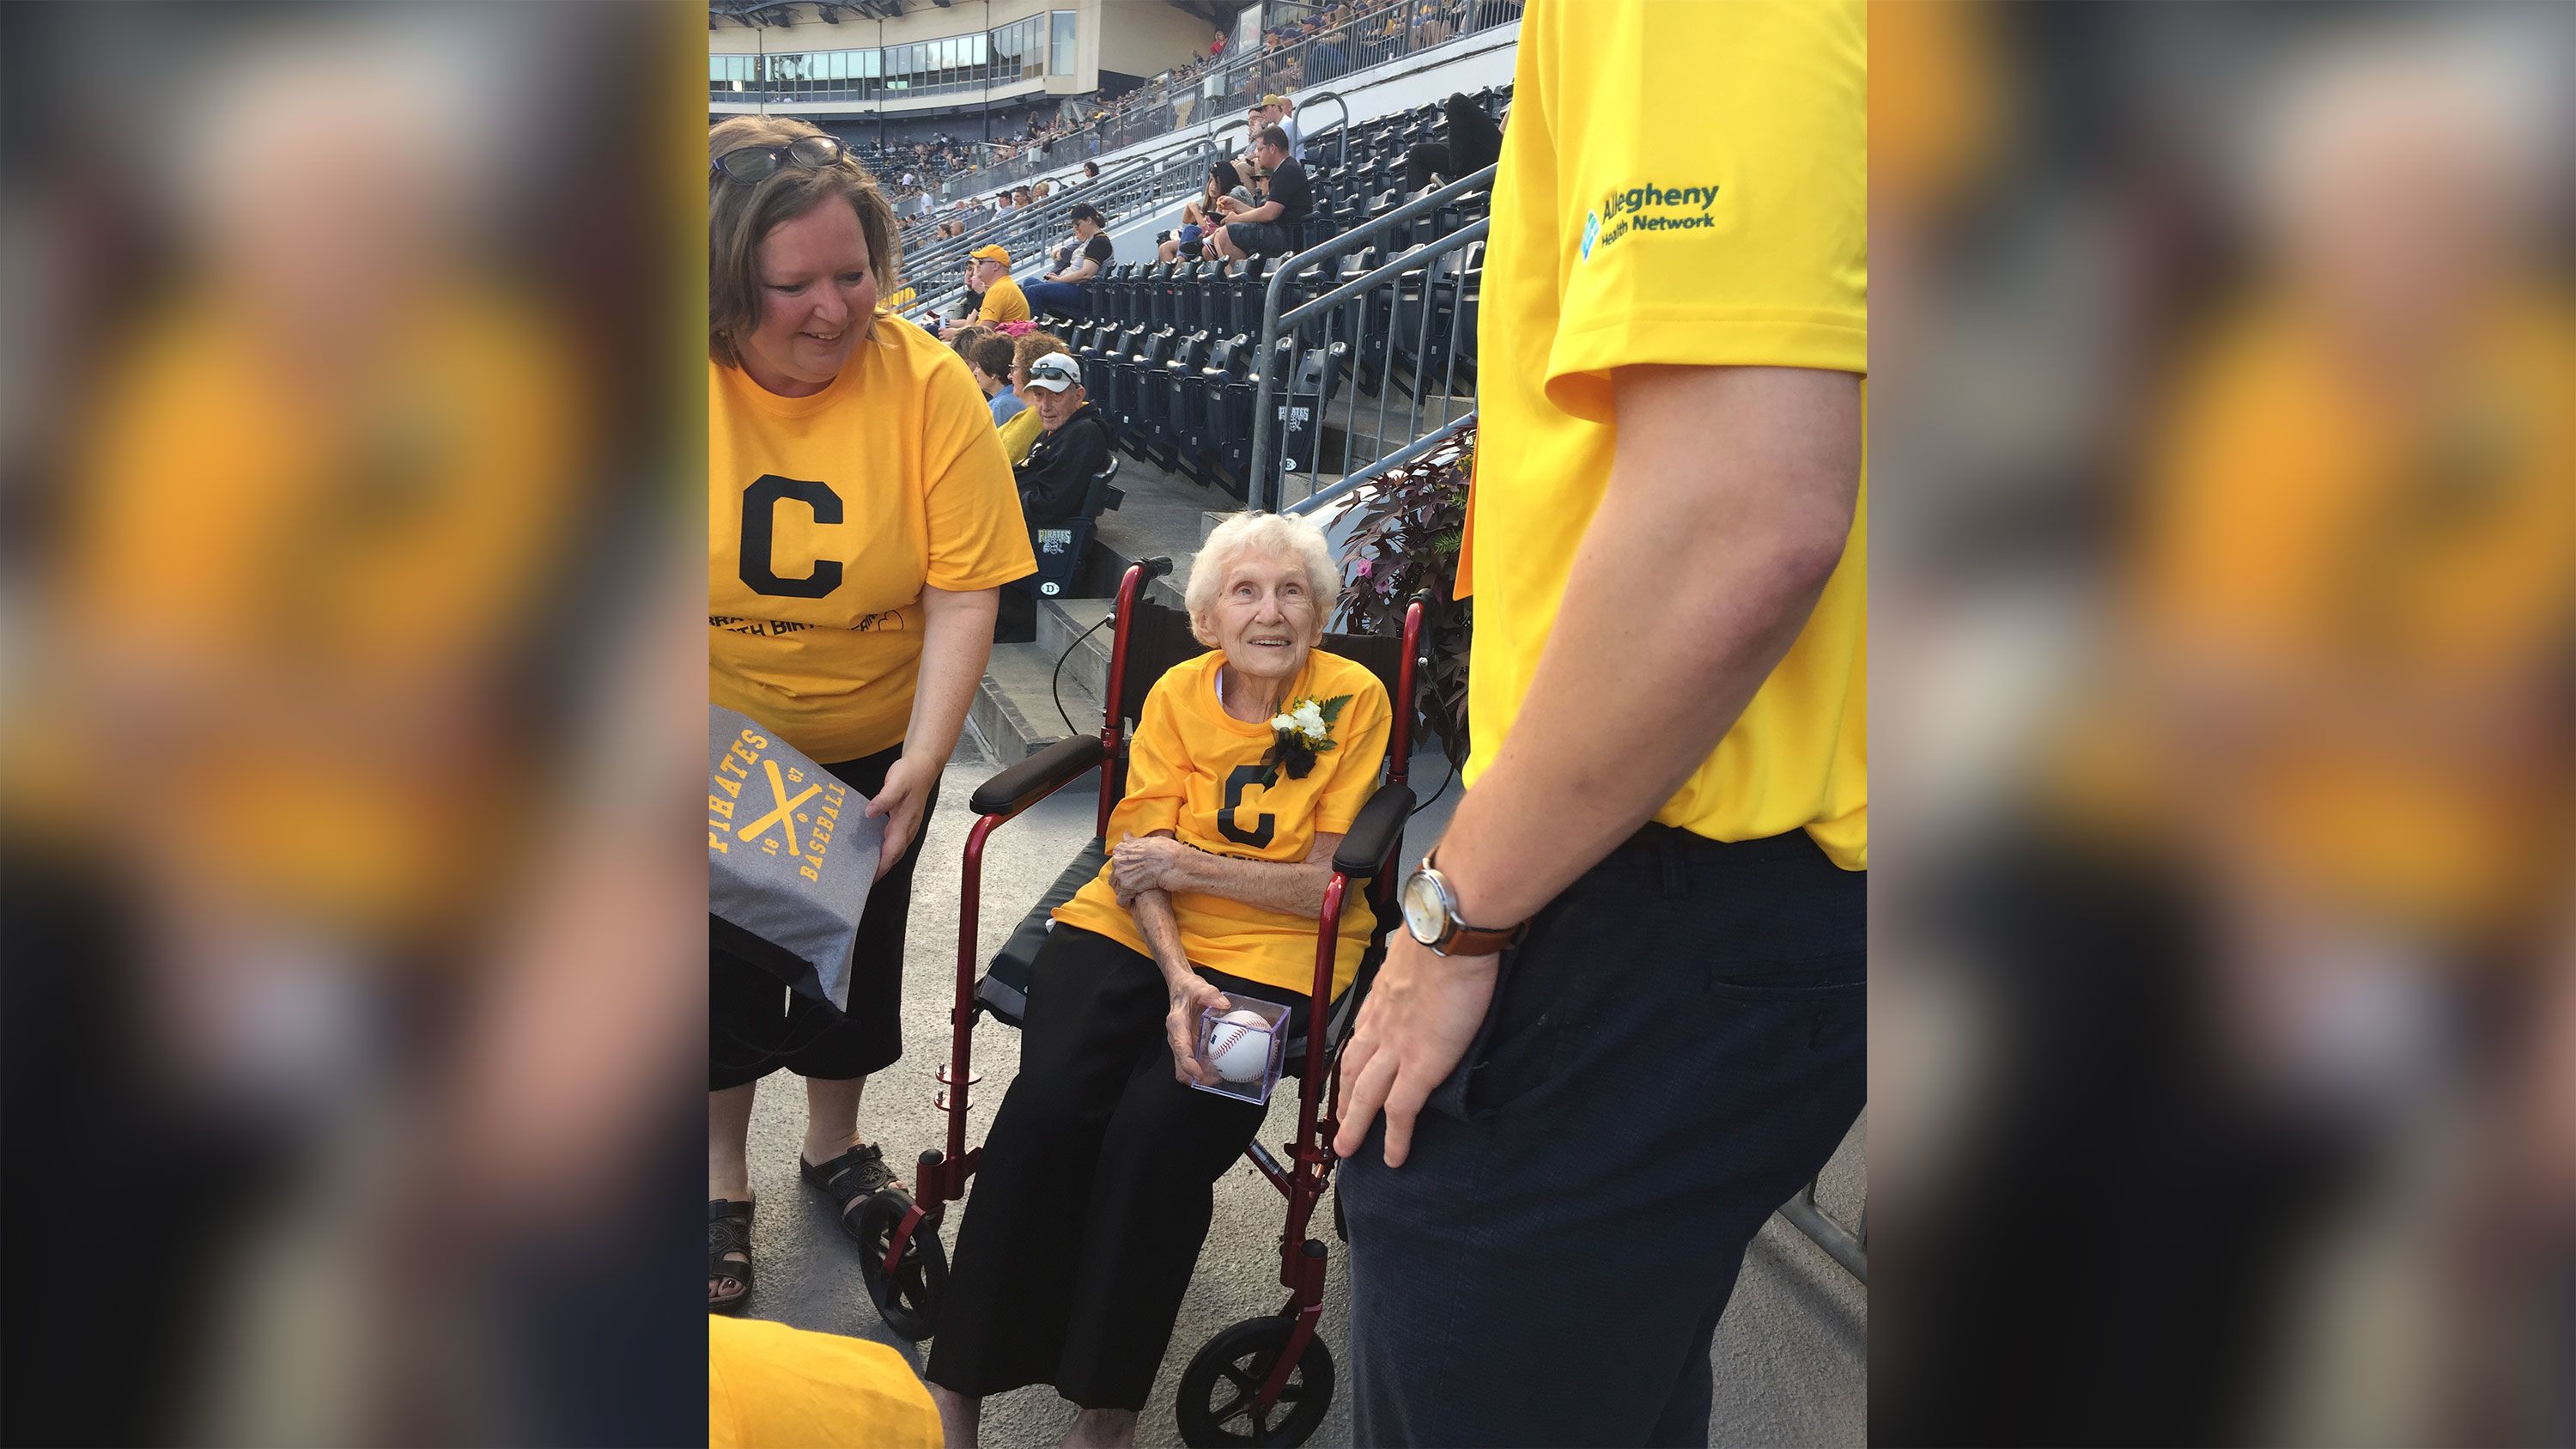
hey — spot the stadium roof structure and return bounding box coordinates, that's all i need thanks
[712,0,1232,26]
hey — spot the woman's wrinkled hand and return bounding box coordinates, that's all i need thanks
[1163,970,1233,1086]
[1110,834,1193,897]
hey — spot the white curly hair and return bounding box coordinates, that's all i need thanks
[1183,512,1340,647]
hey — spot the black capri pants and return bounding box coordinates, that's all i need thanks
[708,741,939,1092]
[926,924,1319,1412]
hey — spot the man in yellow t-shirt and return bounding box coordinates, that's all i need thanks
[1331,3,1867,1442]
[940,245,1028,338]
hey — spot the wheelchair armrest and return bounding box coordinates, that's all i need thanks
[1331,782,1415,877]
[969,734,1107,819]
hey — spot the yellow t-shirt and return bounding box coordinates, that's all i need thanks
[1456,0,1868,869]
[707,1314,939,1449]
[1051,649,1391,1000]
[978,273,1030,326]
[2066,291,2576,931]
[47,287,579,927]
[710,314,1036,763]
[998,402,1044,464]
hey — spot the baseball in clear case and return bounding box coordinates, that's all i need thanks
[1190,992,1291,1106]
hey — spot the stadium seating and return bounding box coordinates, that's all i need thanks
[1002,88,1504,504]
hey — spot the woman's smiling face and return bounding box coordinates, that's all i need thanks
[1212,549,1321,685]
[739,198,875,397]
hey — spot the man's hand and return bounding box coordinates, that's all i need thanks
[1332,932,1498,1166]
[1110,834,1193,895]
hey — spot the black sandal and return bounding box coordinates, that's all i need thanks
[799,1142,899,1245]
[708,1199,754,1314]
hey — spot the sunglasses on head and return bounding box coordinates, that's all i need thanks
[711,134,848,184]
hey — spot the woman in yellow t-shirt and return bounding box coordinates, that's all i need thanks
[707,116,1034,1315]
[923,514,1390,1446]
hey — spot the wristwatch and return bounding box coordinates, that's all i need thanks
[1398,848,1525,958]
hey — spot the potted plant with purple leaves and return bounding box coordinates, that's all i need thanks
[1335,426,1473,771]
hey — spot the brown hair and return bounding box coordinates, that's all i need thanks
[1010,329,1068,381]
[948,324,993,363]
[969,335,1017,382]
[708,115,900,369]
[1256,125,1291,155]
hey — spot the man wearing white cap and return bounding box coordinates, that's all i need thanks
[1012,353,1112,527]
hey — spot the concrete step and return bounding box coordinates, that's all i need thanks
[1036,596,1115,712]
[966,636,1097,764]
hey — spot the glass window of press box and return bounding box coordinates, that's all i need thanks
[710,10,1071,100]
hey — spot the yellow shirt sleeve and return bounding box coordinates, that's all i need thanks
[920,350,1038,592]
[1309,678,1391,834]
[707,1314,939,1449]
[998,405,1044,465]
[1107,677,1189,841]
[1537,0,1867,423]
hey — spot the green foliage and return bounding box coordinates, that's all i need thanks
[1336,427,1474,769]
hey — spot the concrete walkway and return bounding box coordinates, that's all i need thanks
[733,746,1866,1446]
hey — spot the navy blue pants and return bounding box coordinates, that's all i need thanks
[1021,279,1090,320]
[1340,825,1865,1446]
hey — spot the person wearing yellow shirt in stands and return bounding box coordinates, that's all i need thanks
[708,1315,939,1449]
[706,114,1034,1316]
[925,514,1391,1449]
[1331,2,1867,1443]
[940,245,1028,338]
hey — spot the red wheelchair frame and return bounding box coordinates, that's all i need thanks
[856,562,1423,1446]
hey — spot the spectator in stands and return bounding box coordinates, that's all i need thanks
[1005,354,1112,527]
[1022,204,1113,318]
[1013,185,1036,209]
[1162,162,1246,264]
[1082,160,1101,183]
[1402,91,1504,192]
[997,329,1067,465]
[1210,27,1227,56]
[946,322,993,369]
[968,335,1025,427]
[1208,127,1312,261]
[940,245,1027,337]
[1261,94,1305,161]
[1033,179,1053,201]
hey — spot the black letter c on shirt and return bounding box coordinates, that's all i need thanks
[740,475,844,598]
[1217,764,1277,848]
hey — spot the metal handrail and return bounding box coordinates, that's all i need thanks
[1297,89,1353,167]
[924,0,1520,204]
[902,143,1227,320]
[1283,408,1473,519]
[902,131,1229,291]
[1248,163,1496,510]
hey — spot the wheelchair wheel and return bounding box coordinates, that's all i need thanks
[854,1189,945,1342]
[1175,1316,1334,1447]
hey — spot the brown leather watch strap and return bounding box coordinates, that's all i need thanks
[1437,921,1524,958]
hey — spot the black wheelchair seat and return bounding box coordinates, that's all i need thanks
[975,835,1108,1026]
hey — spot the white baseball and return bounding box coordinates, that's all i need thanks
[1204,1008,1275,1084]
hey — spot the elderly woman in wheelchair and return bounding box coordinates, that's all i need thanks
[925,513,1391,1449]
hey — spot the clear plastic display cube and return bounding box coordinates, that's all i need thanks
[1189,992,1291,1106]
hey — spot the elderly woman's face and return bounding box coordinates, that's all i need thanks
[742,199,876,396]
[1211,551,1321,684]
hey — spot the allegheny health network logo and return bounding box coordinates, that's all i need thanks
[1582,179,1722,261]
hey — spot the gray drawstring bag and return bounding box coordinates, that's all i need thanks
[709,706,884,1014]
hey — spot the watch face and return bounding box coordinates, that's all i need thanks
[1400,870,1447,944]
